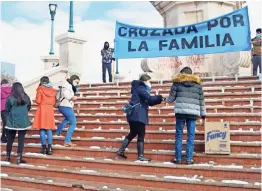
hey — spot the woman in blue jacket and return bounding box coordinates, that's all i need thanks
[116,74,163,161]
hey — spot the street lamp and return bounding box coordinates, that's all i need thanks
[49,4,57,55]
[68,1,75,33]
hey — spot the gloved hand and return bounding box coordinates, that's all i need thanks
[201,116,206,120]
[112,57,116,61]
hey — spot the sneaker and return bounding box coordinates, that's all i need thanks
[186,160,195,165]
[64,142,76,147]
[171,159,182,164]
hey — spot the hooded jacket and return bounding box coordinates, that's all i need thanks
[165,73,206,119]
[59,80,75,108]
[1,84,12,111]
[101,42,113,64]
[127,80,163,125]
[5,94,31,130]
[32,85,56,130]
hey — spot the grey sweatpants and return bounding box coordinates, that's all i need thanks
[252,55,262,76]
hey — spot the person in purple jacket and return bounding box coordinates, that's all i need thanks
[1,79,12,143]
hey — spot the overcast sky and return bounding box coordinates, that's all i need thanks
[1,1,261,83]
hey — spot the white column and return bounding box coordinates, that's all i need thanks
[55,32,87,78]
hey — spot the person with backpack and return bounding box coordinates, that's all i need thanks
[32,76,56,155]
[116,74,163,161]
[164,67,206,165]
[1,79,12,143]
[5,82,31,165]
[56,75,80,147]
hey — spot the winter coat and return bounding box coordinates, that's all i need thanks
[32,85,56,130]
[127,80,163,125]
[59,80,75,108]
[1,84,12,111]
[165,73,206,119]
[5,95,32,130]
[101,49,113,64]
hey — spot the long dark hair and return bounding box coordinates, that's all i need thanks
[11,82,28,106]
[66,75,80,84]
[39,76,50,86]
[66,75,80,93]
[1,79,9,85]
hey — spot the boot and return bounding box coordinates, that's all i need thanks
[5,152,11,162]
[171,159,182,164]
[137,142,151,161]
[47,144,52,155]
[17,153,26,165]
[116,138,130,159]
[41,145,47,155]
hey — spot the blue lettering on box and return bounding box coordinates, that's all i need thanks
[206,131,227,142]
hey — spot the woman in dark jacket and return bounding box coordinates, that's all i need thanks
[116,74,163,161]
[5,82,31,165]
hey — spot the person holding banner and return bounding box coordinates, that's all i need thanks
[116,74,163,161]
[164,67,206,165]
[101,41,115,83]
[251,28,261,76]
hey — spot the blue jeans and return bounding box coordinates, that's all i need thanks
[175,118,196,161]
[40,129,53,145]
[56,106,76,144]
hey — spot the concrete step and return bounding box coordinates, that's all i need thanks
[78,80,261,92]
[1,163,260,191]
[29,113,262,123]
[31,98,261,108]
[1,154,260,181]
[1,172,177,191]
[81,76,258,88]
[79,85,262,96]
[2,144,261,165]
[29,106,262,115]
[1,185,47,191]
[51,121,262,132]
[73,98,261,108]
[19,136,262,154]
[25,129,262,142]
[76,92,262,102]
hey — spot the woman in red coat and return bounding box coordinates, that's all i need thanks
[32,76,56,155]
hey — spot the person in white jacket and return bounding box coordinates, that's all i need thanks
[56,75,80,147]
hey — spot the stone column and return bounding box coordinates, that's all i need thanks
[55,32,86,78]
[41,55,59,71]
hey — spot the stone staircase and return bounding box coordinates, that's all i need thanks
[1,76,262,191]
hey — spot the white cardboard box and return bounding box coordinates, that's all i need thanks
[205,122,230,154]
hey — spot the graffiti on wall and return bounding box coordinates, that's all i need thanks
[185,55,206,73]
[150,56,182,71]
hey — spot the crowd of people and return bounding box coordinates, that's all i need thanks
[1,66,207,166]
[1,75,80,164]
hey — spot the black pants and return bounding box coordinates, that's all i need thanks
[1,111,8,140]
[102,63,112,83]
[126,121,145,143]
[6,130,26,153]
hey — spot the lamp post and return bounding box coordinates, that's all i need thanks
[49,4,57,55]
[113,39,119,74]
[115,59,119,74]
[68,1,75,32]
